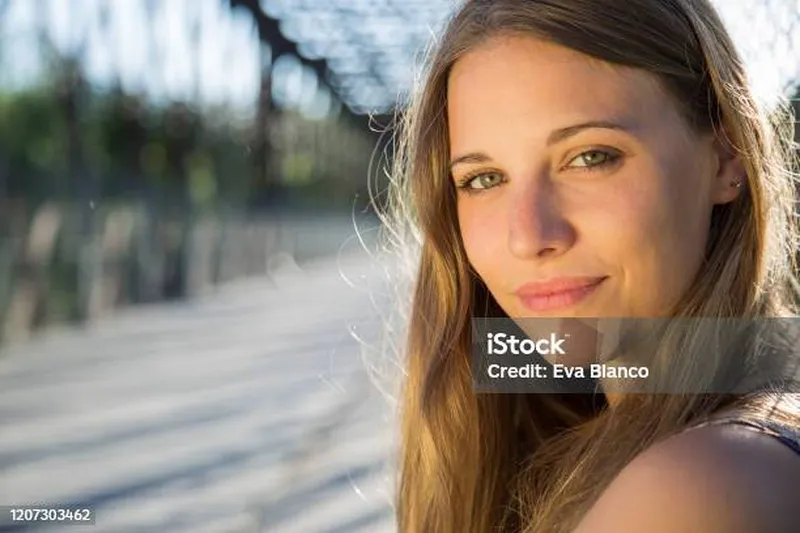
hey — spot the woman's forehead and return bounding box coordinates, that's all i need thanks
[446,35,672,139]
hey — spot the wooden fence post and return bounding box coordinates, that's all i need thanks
[85,207,136,318]
[133,205,166,303]
[185,215,220,297]
[76,207,102,323]
[3,203,62,342]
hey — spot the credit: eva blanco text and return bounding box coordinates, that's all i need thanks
[483,332,649,379]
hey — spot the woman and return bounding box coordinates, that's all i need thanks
[377,0,800,531]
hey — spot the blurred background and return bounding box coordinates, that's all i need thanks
[0,0,797,532]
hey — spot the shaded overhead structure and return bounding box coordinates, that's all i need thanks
[228,0,452,116]
[229,0,800,117]
[226,0,454,202]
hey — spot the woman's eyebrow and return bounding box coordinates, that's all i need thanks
[449,119,634,171]
[546,120,633,146]
[449,152,492,171]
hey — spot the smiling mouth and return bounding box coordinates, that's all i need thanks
[515,277,607,313]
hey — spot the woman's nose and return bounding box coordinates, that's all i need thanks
[507,182,577,260]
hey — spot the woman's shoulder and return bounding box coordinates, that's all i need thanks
[573,399,800,533]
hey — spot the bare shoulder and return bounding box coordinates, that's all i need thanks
[573,422,800,533]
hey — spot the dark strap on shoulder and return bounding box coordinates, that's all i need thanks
[689,415,800,456]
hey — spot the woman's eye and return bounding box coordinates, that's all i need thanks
[566,149,618,169]
[463,172,504,190]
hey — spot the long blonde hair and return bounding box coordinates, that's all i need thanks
[374,0,800,531]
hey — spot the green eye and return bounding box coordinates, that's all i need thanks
[568,150,618,168]
[458,171,504,191]
[470,173,503,189]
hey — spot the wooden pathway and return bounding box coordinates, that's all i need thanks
[0,250,400,533]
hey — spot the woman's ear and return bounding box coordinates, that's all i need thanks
[709,132,746,205]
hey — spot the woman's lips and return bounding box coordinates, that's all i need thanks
[515,276,608,312]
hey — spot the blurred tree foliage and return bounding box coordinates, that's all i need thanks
[0,53,380,216]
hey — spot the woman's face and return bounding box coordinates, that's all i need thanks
[447,35,742,318]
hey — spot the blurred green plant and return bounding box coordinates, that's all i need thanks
[0,53,379,214]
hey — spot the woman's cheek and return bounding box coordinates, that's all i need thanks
[592,180,667,246]
[458,206,507,277]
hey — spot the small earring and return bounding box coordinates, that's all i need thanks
[733,179,743,189]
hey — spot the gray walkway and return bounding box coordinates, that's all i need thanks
[0,251,400,533]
